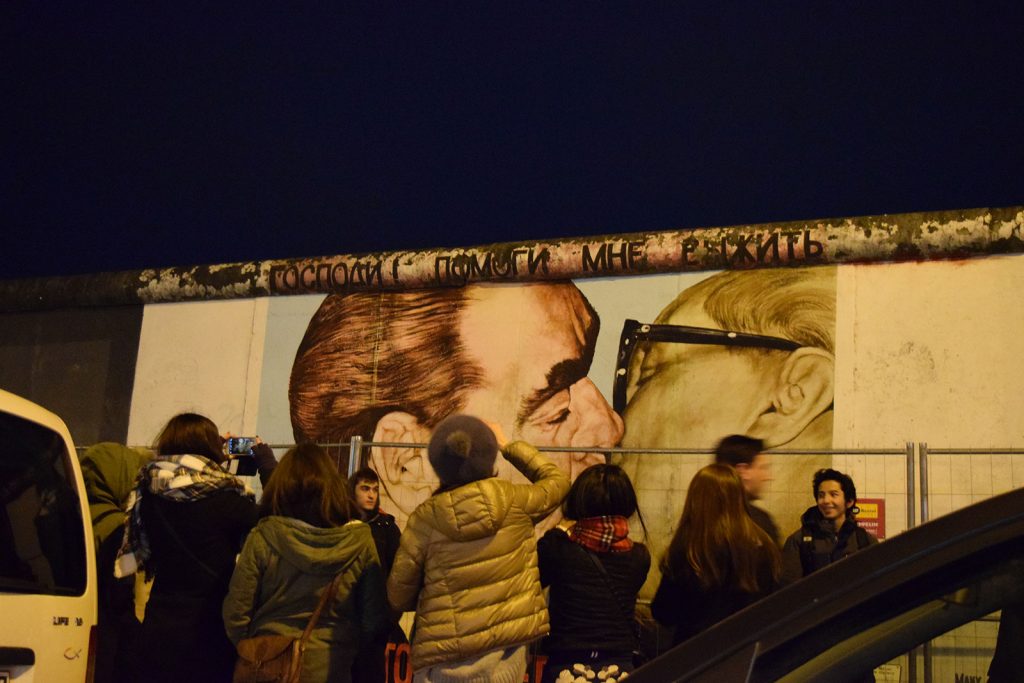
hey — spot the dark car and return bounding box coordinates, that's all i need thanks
[629,486,1024,682]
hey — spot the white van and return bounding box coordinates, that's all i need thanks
[0,389,97,682]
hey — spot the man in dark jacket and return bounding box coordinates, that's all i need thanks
[349,467,404,683]
[714,435,780,546]
[781,468,878,586]
[350,467,401,576]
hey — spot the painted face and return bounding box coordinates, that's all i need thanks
[368,283,624,529]
[457,284,624,485]
[739,453,773,501]
[354,480,379,512]
[620,294,780,452]
[816,479,851,526]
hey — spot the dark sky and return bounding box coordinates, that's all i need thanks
[4,3,1022,281]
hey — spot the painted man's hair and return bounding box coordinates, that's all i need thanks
[667,267,836,353]
[289,290,485,445]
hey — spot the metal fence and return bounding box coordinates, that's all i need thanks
[92,439,1024,682]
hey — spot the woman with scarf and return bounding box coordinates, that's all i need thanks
[651,463,780,647]
[536,464,650,682]
[114,413,275,682]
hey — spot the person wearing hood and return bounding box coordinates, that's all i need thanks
[780,468,878,586]
[223,443,387,683]
[387,414,570,682]
[80,442,153,683]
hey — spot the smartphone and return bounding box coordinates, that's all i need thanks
[226,437,257,456]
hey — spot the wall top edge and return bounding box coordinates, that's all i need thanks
[2,205,1021,313]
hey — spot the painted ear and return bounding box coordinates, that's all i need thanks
[368,411,433,485]
[748,347,834,448]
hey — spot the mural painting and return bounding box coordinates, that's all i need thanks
[288,283,623,530]
[277,266,836,599]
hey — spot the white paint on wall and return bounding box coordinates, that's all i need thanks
[126,298,269,447]
[834,254,1024,449]
[256,294,327,445]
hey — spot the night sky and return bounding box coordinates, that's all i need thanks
[4,3,1022,280]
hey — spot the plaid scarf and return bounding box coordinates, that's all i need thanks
[114,454,253,579]
[569,515,634,553]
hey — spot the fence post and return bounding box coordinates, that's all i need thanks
[905,442,916,530]
[348,435,362,479]
[919,443,929,524]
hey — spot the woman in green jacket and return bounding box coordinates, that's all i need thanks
[223,444,387,683]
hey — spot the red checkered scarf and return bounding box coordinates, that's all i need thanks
[568,515,634,553]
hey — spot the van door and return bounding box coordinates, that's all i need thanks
[0,389,96,682]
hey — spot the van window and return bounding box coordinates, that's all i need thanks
[0,410,87,595]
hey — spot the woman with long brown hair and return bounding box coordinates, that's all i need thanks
[223,443,387,683]
[115,412,275,682]
[651,463,780,646]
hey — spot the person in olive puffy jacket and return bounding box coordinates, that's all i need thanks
[386,414,570,682]
[223,444,387,683]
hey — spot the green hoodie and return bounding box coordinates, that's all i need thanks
[79,442,153,548]
[223,516,387,683]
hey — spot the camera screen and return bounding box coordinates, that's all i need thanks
[226,437,256,455]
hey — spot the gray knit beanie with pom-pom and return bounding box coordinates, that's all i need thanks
[427,414,498,488]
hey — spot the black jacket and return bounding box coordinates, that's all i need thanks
[537,528,650,654]
[651,550,776,647]
[363,509,401,578]
[780,505,878,585]
[137,490,258,682]
[748,503,781,547]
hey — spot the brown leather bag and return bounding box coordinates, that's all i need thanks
[233,574,341,683]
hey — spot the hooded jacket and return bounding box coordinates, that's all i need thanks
[780,505,878,585]
[387,440,570,672]
[223,516,387,683]
[80,442,153,548]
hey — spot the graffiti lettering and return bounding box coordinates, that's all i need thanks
[756,232,780,262]
[528,247,550,275]
[786,231,800,260]
[679,231,827,268]
[270,260,384,294]
[805,230,824,259]
[582,241,645,272]
[730,234,756,265]
[434,248,548,284]
[954,675,982,683]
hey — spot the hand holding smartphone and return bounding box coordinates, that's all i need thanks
[225,436,257,456]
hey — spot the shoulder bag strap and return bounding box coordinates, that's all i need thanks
[298,573,342,645]
[574,543,637,632]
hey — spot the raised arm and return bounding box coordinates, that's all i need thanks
[502,440,570,523]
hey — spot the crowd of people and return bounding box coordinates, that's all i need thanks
[81,411,881,683]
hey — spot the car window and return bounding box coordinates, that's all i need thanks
[0,410,87,595]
